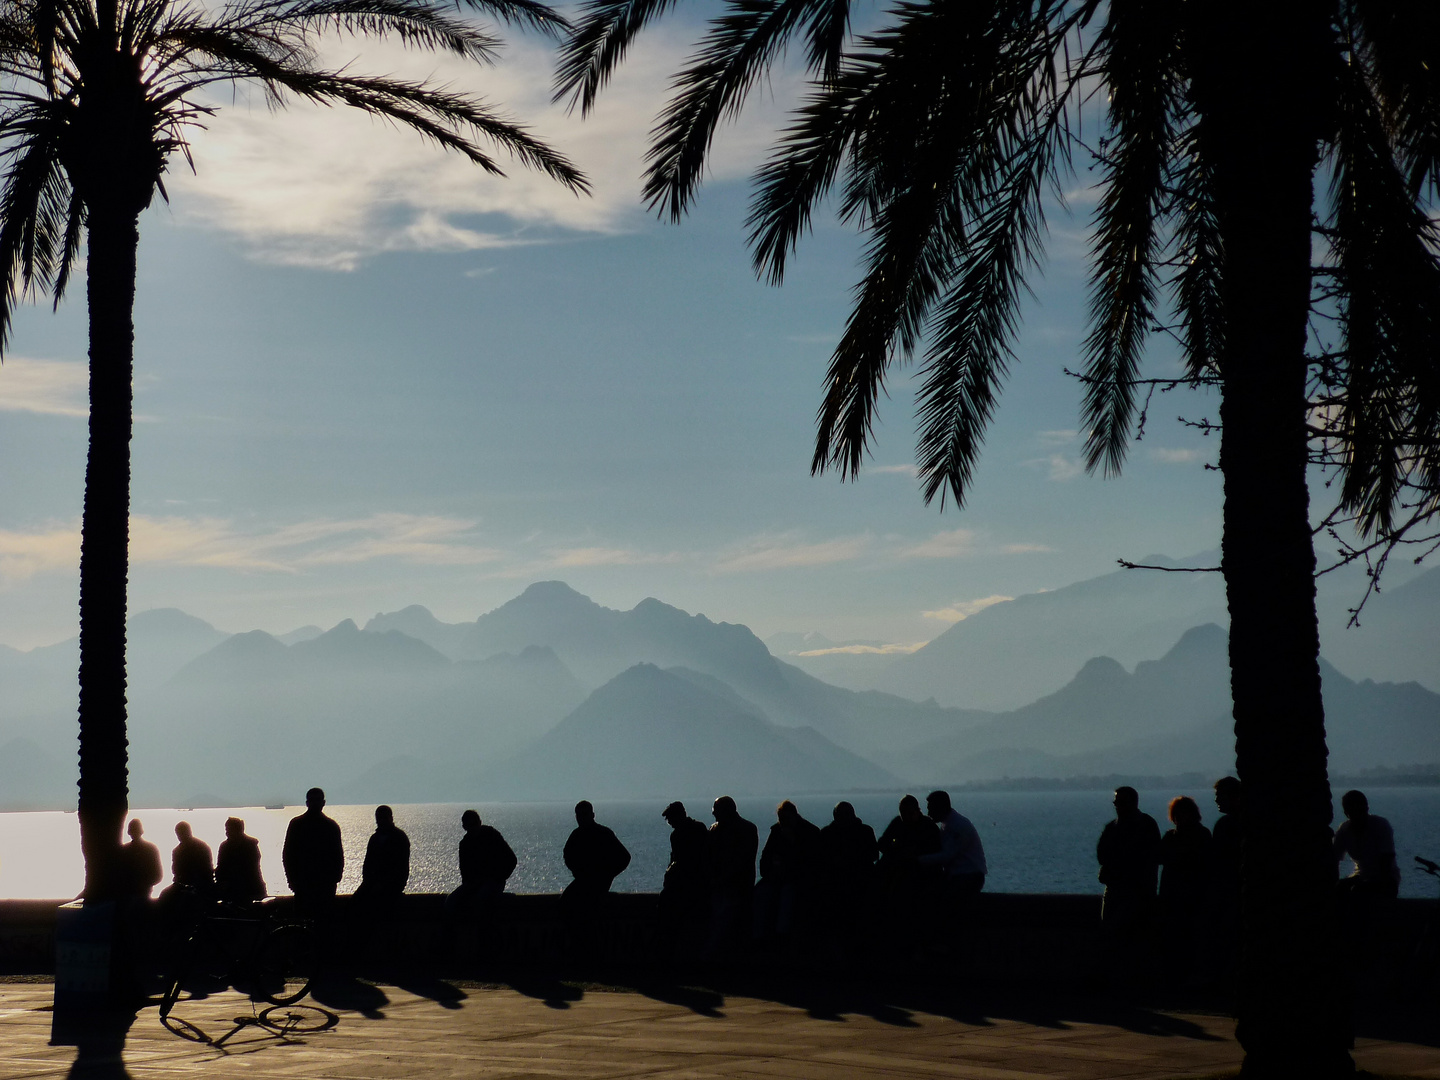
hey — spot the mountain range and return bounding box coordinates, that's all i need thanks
[0,561,1436,810]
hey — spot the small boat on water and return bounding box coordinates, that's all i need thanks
[263,803,286,810]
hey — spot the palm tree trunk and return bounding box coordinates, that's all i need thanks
[1193,1,1349,1075]
[77,202,137,900]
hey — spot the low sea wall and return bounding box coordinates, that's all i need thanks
[3,893,1430,989]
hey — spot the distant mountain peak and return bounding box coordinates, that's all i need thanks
[515,580,594,605]
[321,618,360,637]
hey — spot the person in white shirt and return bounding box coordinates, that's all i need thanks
[1334,789,1399,900]
[919,790,987,896]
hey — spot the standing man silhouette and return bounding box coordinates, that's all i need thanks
[357,805,411,907]
[215,817,267,901]
[284,787,344,914]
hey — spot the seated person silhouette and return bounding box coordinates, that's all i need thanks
[877,794,942,888]
[355,805,410,911]
[283,787,343,914]
[659,801,711,925]
[1097,786,1161,936]
[215,817,267,902]
[159,821,214,912]
[170,822,215,891]
[1335,789,1400,902]
[447,809,518,918]
[121,819,164,899]
[919,790,987,898]
[754,800,822,944]
[562,800,631,917]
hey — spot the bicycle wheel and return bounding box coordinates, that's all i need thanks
[253,924,317,1006]
[257,1003,336,1035]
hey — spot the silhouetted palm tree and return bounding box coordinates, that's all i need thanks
[0,0,586,899]
[556,0,1440,1072]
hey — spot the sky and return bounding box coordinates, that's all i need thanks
[0,7,1231,652]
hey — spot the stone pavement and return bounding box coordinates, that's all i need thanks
[3,979,1439,1080]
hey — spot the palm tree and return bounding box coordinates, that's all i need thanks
[0,0,586,900]
[556,0,1440,1074]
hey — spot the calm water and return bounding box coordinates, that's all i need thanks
[4,788,1439,900]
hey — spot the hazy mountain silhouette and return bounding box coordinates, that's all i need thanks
[277,624,324,645]
[764,631,919,691]
[1319,566,1440,693]
[872,556,1229,710]
[891,624,1440,783]
[0,736,70,810]
[480,663,898,799]
[363,604,472,657]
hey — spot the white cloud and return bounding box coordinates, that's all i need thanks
[868,464,918,477]
[0,522,81,581]
[170,31,796,268]
[0,513,502,582]
[1036,429,1078,444]
[797,641,926,657]
[921,594,1012,623]
[900,528,976,559]
[999,542,1053,554]
[0,357,88,417]
[1151,447,1204,464]
[1022,453,1084,482]
[548,546,679,568]
[713,533,870,573]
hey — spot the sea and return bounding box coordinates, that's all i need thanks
[4,787,1439,900]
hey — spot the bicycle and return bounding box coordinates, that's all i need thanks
[159,895,318,1019]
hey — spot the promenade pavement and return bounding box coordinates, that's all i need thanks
[3,978,1439,1079]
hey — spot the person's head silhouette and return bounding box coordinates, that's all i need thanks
[375,805,394,829]
[461,809,480,832]
[712,796,737,823]
[899,794,922,823]
[1113,786,1140,816]
[175,821,192,842]
[662,801,687,826]
[225,816,245,839]
[1214,776,1242,815]
[575,800,595,825]
[1341,789,1370,822]
[776,800,799,823]
[1168,795,1201,827]
[833,801,857,824]
[306,787,325,812]
[925,791,952,821]
[127,819,144,841]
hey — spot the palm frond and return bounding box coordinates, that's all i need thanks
[1351,0,1440,199]
[1323,39,1440,534]
[215,0,507,62]
[643,0,857,222]
[553,0,682,114]
[0,102,70,348]
[1080,0,1184,476]
[1169,121,1225,378]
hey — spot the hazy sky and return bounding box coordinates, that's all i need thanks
[0,9,1227,651]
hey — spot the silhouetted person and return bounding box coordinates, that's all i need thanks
[1097,786,1160,939]
[707,795,758,959]
[1210,776,1243,903]
[215,817,267,901]
[1335,789,1400,902]
[659,801,711,927]
[919,790,987,898]
[819,801,878,938]
[447,809,517,918]
[283,787,343,914]
[754,800,822,945]
[169,822,214,891]
[1158,795,1212,982]
[877,794,942,887]
[1159,796,1213,908]
[562,801,631,930]
[356,805,410,906]
[121,819,163,899]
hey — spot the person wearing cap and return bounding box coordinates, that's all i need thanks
[659,801,711,929]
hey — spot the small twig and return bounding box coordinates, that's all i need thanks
[1117,559,1221,573]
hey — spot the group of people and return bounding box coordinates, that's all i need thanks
[1095,777,1400,979]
